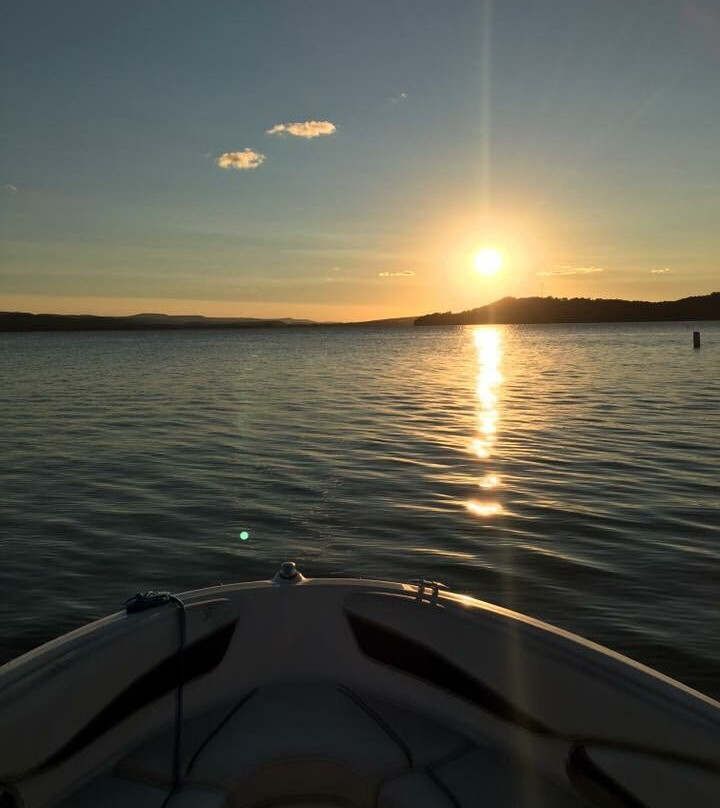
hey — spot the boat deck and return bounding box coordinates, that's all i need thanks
[4,574,718,807]
[58,679,587,807]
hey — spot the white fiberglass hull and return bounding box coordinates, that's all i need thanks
[0,565,718,807]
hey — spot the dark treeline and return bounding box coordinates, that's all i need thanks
[414,292,720,326]
[0,312,416,332]
[0,312,309,332]
[4,293,719,332]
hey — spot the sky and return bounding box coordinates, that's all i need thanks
[1,0,719,321]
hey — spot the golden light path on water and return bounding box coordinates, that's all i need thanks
[467,325,536,806]
[467,327,503,517]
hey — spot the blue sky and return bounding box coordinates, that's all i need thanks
[2,0,719,319]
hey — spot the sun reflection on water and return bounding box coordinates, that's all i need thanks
[467,327,503,517]
[466,500,503,517]
[479,473,500,489]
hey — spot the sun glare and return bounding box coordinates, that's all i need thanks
[474,248,503,277]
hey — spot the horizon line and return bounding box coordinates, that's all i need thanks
[2,290,718,326]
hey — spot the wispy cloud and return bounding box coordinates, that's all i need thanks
[4,184,17,192]
[390,91,409,103]
[266,120,337,139]
[537,265,604,277]
[378,270,415,278]
[216,149,265,170]
[650,267,672,274]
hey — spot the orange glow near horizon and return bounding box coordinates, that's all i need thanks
[0,294,417,323]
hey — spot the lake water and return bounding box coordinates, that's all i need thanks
[1,322,718,697]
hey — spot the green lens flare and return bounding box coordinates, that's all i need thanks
[239,530,250,541]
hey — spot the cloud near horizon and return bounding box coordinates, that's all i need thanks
[651,268,672,274]
[537,265,604,277]
[378,270,415,277]
[266,120,337,138]
[216,149,265,170]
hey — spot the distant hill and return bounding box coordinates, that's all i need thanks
[331,316,417,328]
[9,294,715,332]
[414,293,720,326]
[128,313,316,325]
[0,312,316,332]
[0,310,415,332]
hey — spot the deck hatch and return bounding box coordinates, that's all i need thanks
[345,611,553,735]
[21,620,237,778]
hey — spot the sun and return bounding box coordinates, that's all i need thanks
[473,247,503,277]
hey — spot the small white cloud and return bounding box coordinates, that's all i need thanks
[390,91,409,103]
[537,265,604,277]
[216,149,265,170]
[266,120,337,139]
[651,268,672,274]
[378,270,415,277]
[5,184,17,192]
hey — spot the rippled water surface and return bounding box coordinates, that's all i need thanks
[1,323,718,696]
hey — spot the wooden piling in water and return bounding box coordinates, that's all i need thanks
[693,331,701,349]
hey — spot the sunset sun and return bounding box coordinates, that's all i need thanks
[473,248,504,277]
